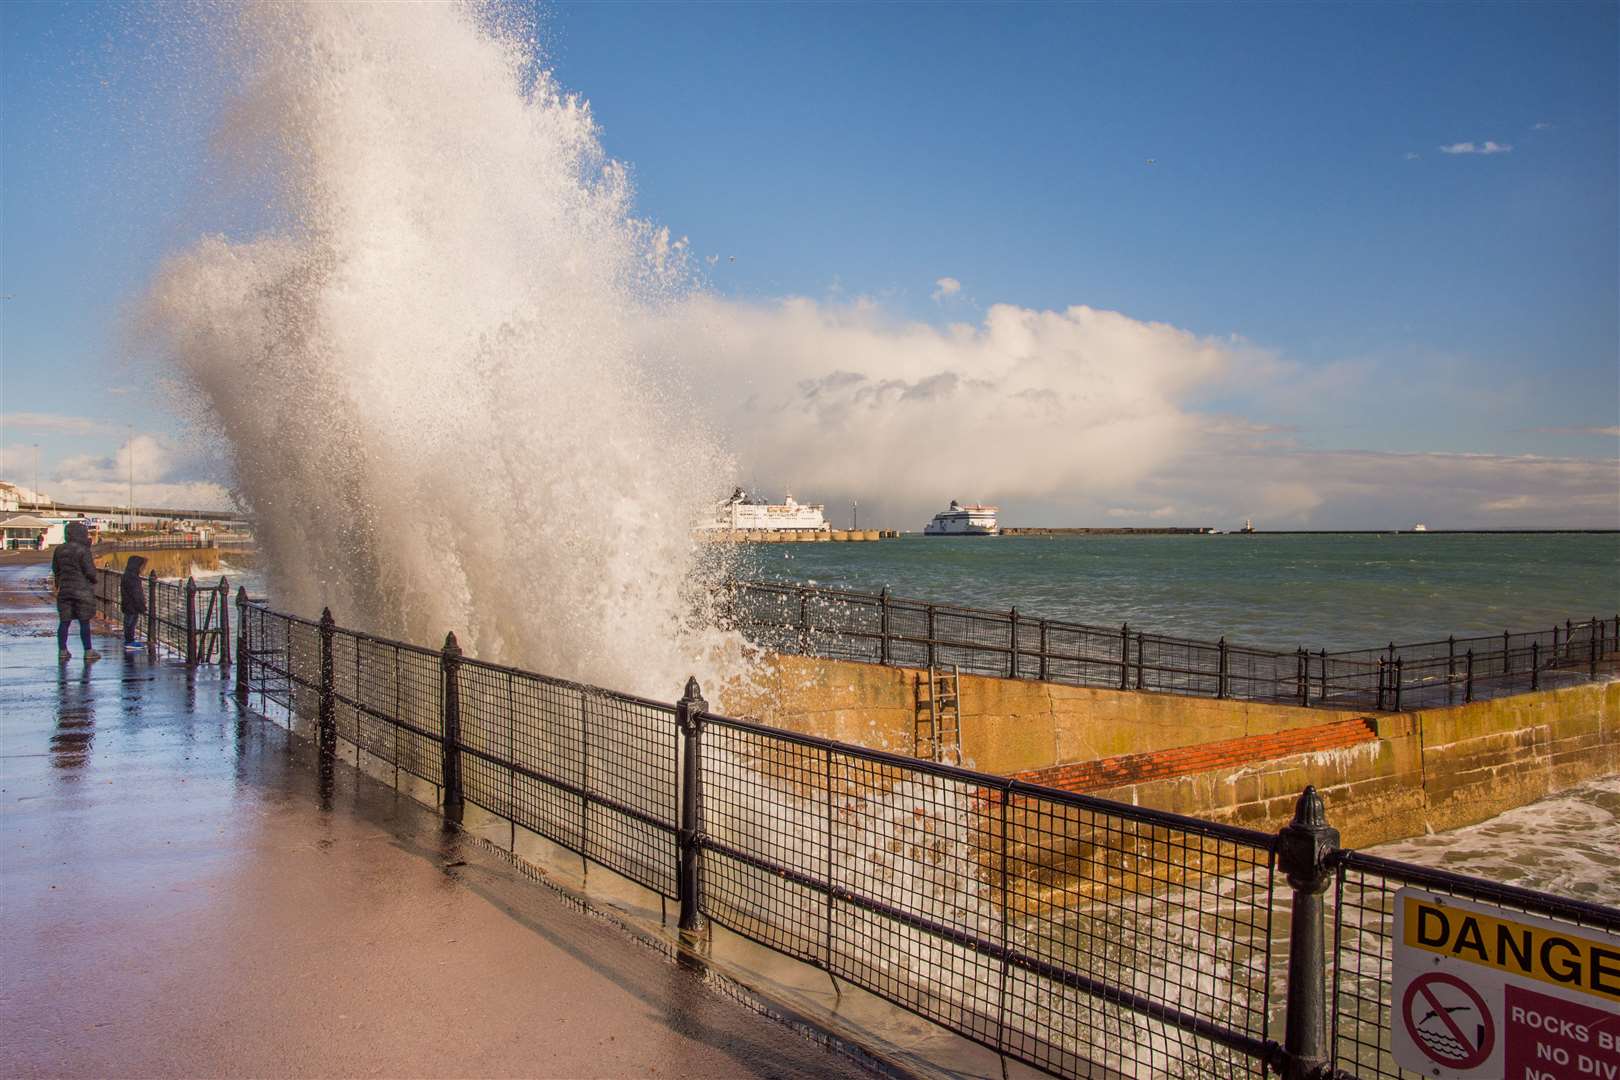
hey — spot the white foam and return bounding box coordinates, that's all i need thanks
[1370,775,1620,904]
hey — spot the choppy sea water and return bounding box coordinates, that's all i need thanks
[1369,776,1620,903]
[739,532,1620,652]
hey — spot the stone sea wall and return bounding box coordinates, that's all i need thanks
[732,654,1620,848]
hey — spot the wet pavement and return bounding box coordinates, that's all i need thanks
[0,565,873,1079]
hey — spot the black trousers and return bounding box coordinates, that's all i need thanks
[123,610,141,643]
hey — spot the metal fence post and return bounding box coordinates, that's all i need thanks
[1565,619,1573,663]
[676,676,709,935]
[1502,630,1511,676]
[1447,635,1457,704]
[879,587,891,665]
[1392,658,1403,711]
[926,605,937,669]
[1296,647,1308,706]
[146,571,157,656]
[1008,608,1020,679]
[1118,623,1130,690]
[217,578,231,671]
[1591,616,1600,677]
[184,577,198,666]
[1531,641,1540,691]
[234,586,250,705]
[440,631,464,819]
[1376,657,1386,711]
[1135,632,1146,690]
[1465,649,1475,703]
[318,608,336,760]
[1277,785,1340,1080]
[799,588,810,653]
[1217,637,1229,699]
[1038,619,1049,682]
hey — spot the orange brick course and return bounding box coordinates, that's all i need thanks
[1012,717,1378,794]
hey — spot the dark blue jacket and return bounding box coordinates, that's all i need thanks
[120,555,149,614]
[50,522,98,605]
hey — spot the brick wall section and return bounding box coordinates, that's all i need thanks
[1013,717,1379,794]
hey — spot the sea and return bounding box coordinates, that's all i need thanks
[735,532,1620,653]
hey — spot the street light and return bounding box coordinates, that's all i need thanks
[128,426,135,533]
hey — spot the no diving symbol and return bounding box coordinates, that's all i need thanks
[1402,972,1495,1070]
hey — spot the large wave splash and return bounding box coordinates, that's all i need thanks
[143,2,738,698]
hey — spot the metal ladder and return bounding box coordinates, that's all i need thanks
[914,664,962,764]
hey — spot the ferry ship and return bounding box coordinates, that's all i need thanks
[923,500,999,536]
[707,488,829,532]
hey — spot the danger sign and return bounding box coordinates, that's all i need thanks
[1393,888,1620,1079]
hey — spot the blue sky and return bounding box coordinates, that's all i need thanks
[1,1,1616,526]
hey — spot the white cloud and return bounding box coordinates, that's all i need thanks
[644,295,1254,525]
[1404,152,1421,160]
[1531,121,1554,131]
[1532,425,1620,438]
[1,412,120,435]
[1439,141,1513,155]
[634,293,1619,530]
[931,276,962,302]
[44,433,231,509]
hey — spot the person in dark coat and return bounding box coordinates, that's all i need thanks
[51,521,101,662]
[120,555,149,650]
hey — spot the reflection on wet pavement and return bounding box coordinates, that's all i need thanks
[0,565,873,1080]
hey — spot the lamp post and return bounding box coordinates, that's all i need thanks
[127,427,135,533]
[31,444,39,510]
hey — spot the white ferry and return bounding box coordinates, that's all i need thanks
[707,488,829,532]
[923,500,999,536]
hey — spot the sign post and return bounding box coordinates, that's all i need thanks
[1392,888,1620,1079]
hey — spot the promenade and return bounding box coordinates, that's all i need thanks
[0,564,870,1079]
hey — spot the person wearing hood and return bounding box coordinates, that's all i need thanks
[120,555,149,650]
[51,521,101,662]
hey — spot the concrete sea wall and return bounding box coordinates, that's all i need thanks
[95,547,222,578]
[730,654,1619,848]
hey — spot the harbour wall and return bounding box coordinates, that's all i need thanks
[94,547,221,578]
[999,526,1213,536]
[730,654,1619,848]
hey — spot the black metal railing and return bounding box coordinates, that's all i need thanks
[722,579,1620,711]
[221,590,1618,1080]
[93,567,232,666]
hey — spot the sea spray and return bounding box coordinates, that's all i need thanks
[141,2,743,698]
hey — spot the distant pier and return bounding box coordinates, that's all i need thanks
[1000,526,1214,536]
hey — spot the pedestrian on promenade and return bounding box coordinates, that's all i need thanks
[119,555,148,651]
[51,521,101,662]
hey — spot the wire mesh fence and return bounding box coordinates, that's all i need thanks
[722,580,1620,711]
[93,567,230,660]
[1328,851,1620,1079]
[214,588,1619,1079]
[697,714,1283,1077]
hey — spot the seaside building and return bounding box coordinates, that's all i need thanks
[0,514,52,550]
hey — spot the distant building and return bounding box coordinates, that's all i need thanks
[0,483,23,513]
[0,514,52,551]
